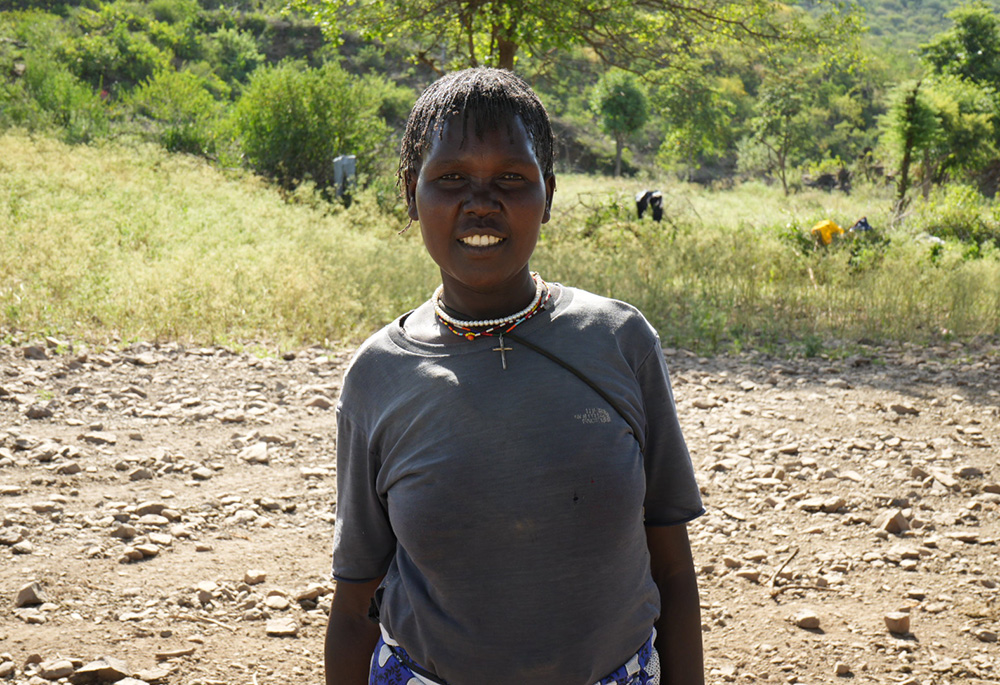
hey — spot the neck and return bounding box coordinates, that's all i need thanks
[438,270,538,321]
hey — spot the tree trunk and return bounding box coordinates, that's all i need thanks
[614,134,623,177]
[895,81,921,212]
[497,38,517,70]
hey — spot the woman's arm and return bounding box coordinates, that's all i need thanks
[646,524,704,685]
[324,576,384,685]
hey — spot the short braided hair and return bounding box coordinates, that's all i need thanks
[397,68,554,193]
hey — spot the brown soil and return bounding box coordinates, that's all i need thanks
[1,339,998,685]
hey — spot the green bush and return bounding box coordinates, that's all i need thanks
[208,27,263,87]
[24,55,108,142]
[127,69,221,154]
[60,4,174,93]
[912,184,1000,248]
[231,61,390,191]
[63,22,171,92]
[146,0,200,25]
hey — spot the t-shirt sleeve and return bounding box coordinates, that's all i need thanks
[636,340,705,526]
[331,405,396,582]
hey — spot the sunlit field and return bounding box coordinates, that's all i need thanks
[2,133,999,353]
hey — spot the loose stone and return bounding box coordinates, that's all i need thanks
[884,611,911,634]
[265,617,298,637]
[792,609,821,630]
[14,581,47,608]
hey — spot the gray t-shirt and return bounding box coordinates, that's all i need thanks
[332,286,703,685]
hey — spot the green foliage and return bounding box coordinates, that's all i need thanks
[61,5,173,93]
[880,79,942,162]
[590,70,648,176]
[591,71,648,139]
[653,65,749,175]
[742,73,823,195]
[231,61,390,191]
[911,183,1000,246]
[0,13,108,143]
[22,54,109,142]
[127,70,221,154]
[296,0,836,72]
[880,76,999,196]
[920,2,1000,85]
[208,27,263,87]
[146,0,201,25]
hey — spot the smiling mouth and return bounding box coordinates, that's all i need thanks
[460,234,504,247]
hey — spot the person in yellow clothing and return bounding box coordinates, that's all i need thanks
[811,219,844,246]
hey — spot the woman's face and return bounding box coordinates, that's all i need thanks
[407,114,555,317]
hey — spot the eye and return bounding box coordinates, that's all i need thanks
[498,172,526,182]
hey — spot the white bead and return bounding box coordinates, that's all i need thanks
[434,273,546,329]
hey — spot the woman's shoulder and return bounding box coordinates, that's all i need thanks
[557,286,658,341]
[341,314,413,388]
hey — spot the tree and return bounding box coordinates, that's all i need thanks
[295,0,842,74]
[231,62,390,192]
[881,80,937,211]
[880,76,998,210]
[743,73,822,195]
[920,3,1000,86]
[649,54,752,179]
[591,71,648,177]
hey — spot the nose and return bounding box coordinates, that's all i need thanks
[464,179,500,216]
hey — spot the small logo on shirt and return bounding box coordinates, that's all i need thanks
[575,408,611,424]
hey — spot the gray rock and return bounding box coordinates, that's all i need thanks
[69,656,130,683]
[25,405,53,420]
[81,432,117,446]
[133,668,169,683]
[135,502,166,516]
[973,628,998,643]
[873,509,910,534]
[244,569,267,586]
[191,467,214,480]
[14,581,47,607]
[792,609,821,629]
[23,346,47,361]
[265,617,298,637]
[12,540,34,554]
[38,659,74,680]
[305,396,333,410]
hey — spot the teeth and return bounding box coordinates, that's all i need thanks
[461,234,502,247]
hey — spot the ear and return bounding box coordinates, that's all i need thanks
[405,171,419,222]
[541,174,556,224]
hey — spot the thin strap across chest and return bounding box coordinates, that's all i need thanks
[503,330,644,449]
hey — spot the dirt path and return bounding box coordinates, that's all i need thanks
[1,339,998,684]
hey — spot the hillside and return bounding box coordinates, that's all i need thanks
[857,0,1000,71]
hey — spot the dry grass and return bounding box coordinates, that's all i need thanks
[2,133,998,352]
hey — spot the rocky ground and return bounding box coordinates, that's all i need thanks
[0,337,998,685]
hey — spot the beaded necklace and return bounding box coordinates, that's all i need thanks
[433,273,550,370]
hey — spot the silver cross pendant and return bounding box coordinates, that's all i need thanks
[493,333,513,370]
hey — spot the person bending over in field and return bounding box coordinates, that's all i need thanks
[324,67,705,685]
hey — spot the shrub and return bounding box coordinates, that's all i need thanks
[146,0,200,25]
[24,55,108,142]
[127,69,221,154]
[912,184,1000,248]
[208,27,263,87]
[231,61,390,192]
[63,22,171,92]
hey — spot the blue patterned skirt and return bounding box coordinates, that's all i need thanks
[369,626,659,685]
